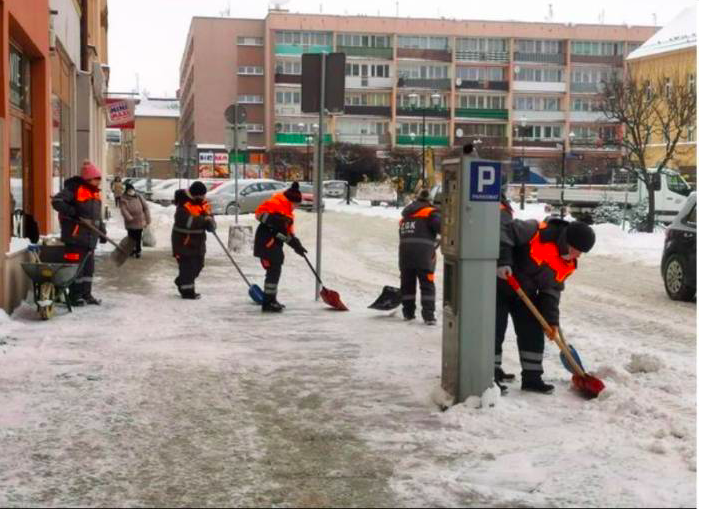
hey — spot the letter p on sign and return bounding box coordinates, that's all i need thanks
[477,166,495,192]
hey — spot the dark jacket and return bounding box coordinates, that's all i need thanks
[51,176,105,249]
[399,199,441,271]
[253,192,295,265]
[171,189,212,257]
[499,216,578,326]
[497,195,515,296]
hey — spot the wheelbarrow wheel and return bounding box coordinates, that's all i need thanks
[38,282,56,320]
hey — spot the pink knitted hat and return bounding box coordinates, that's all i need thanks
[81,160,102,180]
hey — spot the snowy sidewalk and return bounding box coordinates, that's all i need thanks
[0,204,696,507]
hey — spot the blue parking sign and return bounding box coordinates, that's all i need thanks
[469,161,501,202]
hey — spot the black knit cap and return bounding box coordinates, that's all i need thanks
[189,181,207,197]
[124,182,134,191]
[566,221,596,253]
[284,181,302,203]
[417,189,431,201]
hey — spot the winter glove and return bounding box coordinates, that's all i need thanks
[496,265,512,280]
[205,216,217,233]
[288,236,307,256]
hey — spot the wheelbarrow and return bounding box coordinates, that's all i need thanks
[20,245,89,320]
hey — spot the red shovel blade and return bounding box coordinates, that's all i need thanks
[572,373,605,399]
[320,287,348,311]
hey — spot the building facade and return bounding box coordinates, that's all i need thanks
[626,5,696,185]
[179,11,657,181]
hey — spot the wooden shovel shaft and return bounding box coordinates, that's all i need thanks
[77,218,128,255]
[211,231,252,287]
[506,275,587,378]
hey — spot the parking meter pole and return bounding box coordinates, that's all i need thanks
[314,52,326,301]
[234,126,239,225]
[440,154,501,404]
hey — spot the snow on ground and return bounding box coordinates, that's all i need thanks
[0,198,695,507]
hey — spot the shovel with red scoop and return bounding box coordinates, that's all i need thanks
[506,274,605,399]
[301,253,348,311]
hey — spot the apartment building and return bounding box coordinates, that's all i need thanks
[178,11,657,178]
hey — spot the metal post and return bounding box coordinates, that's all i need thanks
[560,144,566,218]
[520,130,526,210]
[421,108,426,184]
[314,53,326,301]
[234,124,239,225]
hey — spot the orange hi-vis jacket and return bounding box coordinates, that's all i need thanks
[171,192,212,257]
[51,176,105,250]
[498,217,577,326]
[254,192,296,265]
[399,199,441,271]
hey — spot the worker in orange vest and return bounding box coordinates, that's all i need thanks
[253,181,307,312]
[51,160,107,306]
[398,189,441,325]
[171,181,216,299]
[496,217,595,394]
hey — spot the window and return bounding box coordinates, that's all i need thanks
[571,41,620,56]
[398,64,449,79]
[344,92,391,106]
[667,174,690,196]
[517,39,561,54]
[665,77,672,98]
[337,33,391,48]
[237,66,263,75]
[274,91,300,105]
[237,36,263,46]
[515,67,563,82]
[397,35,449,50]
[687,125,696,142]
[245,124,264,132]
[688,73,696,93]
[458,94,506,109]
[276,31,331,47]
[9,45,30,113]
[276,60,301,75]
[238,94,263,104]
[518,124,563,140]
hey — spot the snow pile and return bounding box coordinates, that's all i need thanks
[0,308,12,325]
[625,353,665,374]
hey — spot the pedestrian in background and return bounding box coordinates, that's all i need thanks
[119,182,151,258]
[112,176,125,207]
[398,188,441,325]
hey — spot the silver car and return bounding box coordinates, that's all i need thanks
[208,179,287,215]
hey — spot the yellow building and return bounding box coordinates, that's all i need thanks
[626,5,697,185]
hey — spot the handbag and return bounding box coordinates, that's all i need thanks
[142,224,156,247]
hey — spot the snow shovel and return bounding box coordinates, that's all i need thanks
[301,253,348,311]
[211,231,264,304]
[368,285,402,310]
[77,218,133,267]
[506,275,605,399]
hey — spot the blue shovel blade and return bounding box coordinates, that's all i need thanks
[249,284,264,304]
[559,344,585,374]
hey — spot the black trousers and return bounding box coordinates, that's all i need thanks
[127,228,143,255]
[175,254,205,295]
[260,258,282,301]
[65,245,95,299]
[400,268,436,320]
[495,286,545,380]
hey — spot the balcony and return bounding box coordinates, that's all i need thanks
[397,77,451,90]
[512,110,565,122]
[455,50,509,63]
[274,105,302,116]
[570,137,622,150]
[335,132,391,145]
[345,76,393,89]
[275,133,333,145]
[396,106,450,118]
[570,54,624,66]
[337,45,393,59]
[570,82,600,93]
[512,81,566,93]
[513,52,566,65]
[344,105,391,116]
[456,79,509,91]
[455,108,509,120]
[274,73,301,85]
[454,135,509,148]
[274,44,333,56]
[396,135,449,146]
[396,48,452,62]
[569,111,609,123]
[512,139,561,149]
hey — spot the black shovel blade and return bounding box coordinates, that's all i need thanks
[109,236,135,267]
[368,285,402,310]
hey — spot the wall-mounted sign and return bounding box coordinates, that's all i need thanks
[105,98,135,129]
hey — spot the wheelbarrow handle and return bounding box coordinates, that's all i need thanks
[505,274,586,378]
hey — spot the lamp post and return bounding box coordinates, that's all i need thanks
[171,142,182,189]
[558,131,576,218]
[517,115,527,210]
[408,92,441,186]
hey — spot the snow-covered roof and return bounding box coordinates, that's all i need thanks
[135,96,180,118]
[627,4,696,61]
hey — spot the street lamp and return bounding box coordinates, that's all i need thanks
[558,131,577,218]
[408,92,442,185]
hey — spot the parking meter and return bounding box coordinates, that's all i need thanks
[440,153,501,404]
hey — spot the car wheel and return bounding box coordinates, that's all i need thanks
[225,202,239,215]
[664,254,696,301]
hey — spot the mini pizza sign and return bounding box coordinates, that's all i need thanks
[105,98,136,129]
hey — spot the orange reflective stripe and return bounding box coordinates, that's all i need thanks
[529,224,576,283]
[410,207,436,219]
[64,252,80,261]
[72,224,80,237]
[183,201,207,217]
[183,234,191,246]
[255,193,295,234]
[500,203,508,211]
[265,238,275,248]
[427,273,435,282]
[76,185,101,202]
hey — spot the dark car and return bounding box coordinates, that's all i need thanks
[661,192,696,301]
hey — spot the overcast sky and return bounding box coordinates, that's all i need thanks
[107,0,694,97]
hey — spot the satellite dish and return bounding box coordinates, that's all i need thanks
[455,128,464,137]
[455,78,462,87]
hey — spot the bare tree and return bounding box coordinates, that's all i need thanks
[599,71,696,231]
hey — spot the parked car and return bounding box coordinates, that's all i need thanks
[661,192,696,301]
[294,182,325,211]
[208,179,287,215]
[149,179,224,206]
[323,180,348,198]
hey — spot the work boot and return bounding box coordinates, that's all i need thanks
[181,290,201,300]
[262,295,284,313]
[402,308,415,321]
[422,311,436,326]
[84,295,102,306]
[521,376,555,395]
[68,294,85,307]
[495,367,516,382]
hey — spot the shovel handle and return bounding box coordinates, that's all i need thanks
[210,231,252,287]
[77,218,128,255]
[302,253,324,287]
[506,274,586,377]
